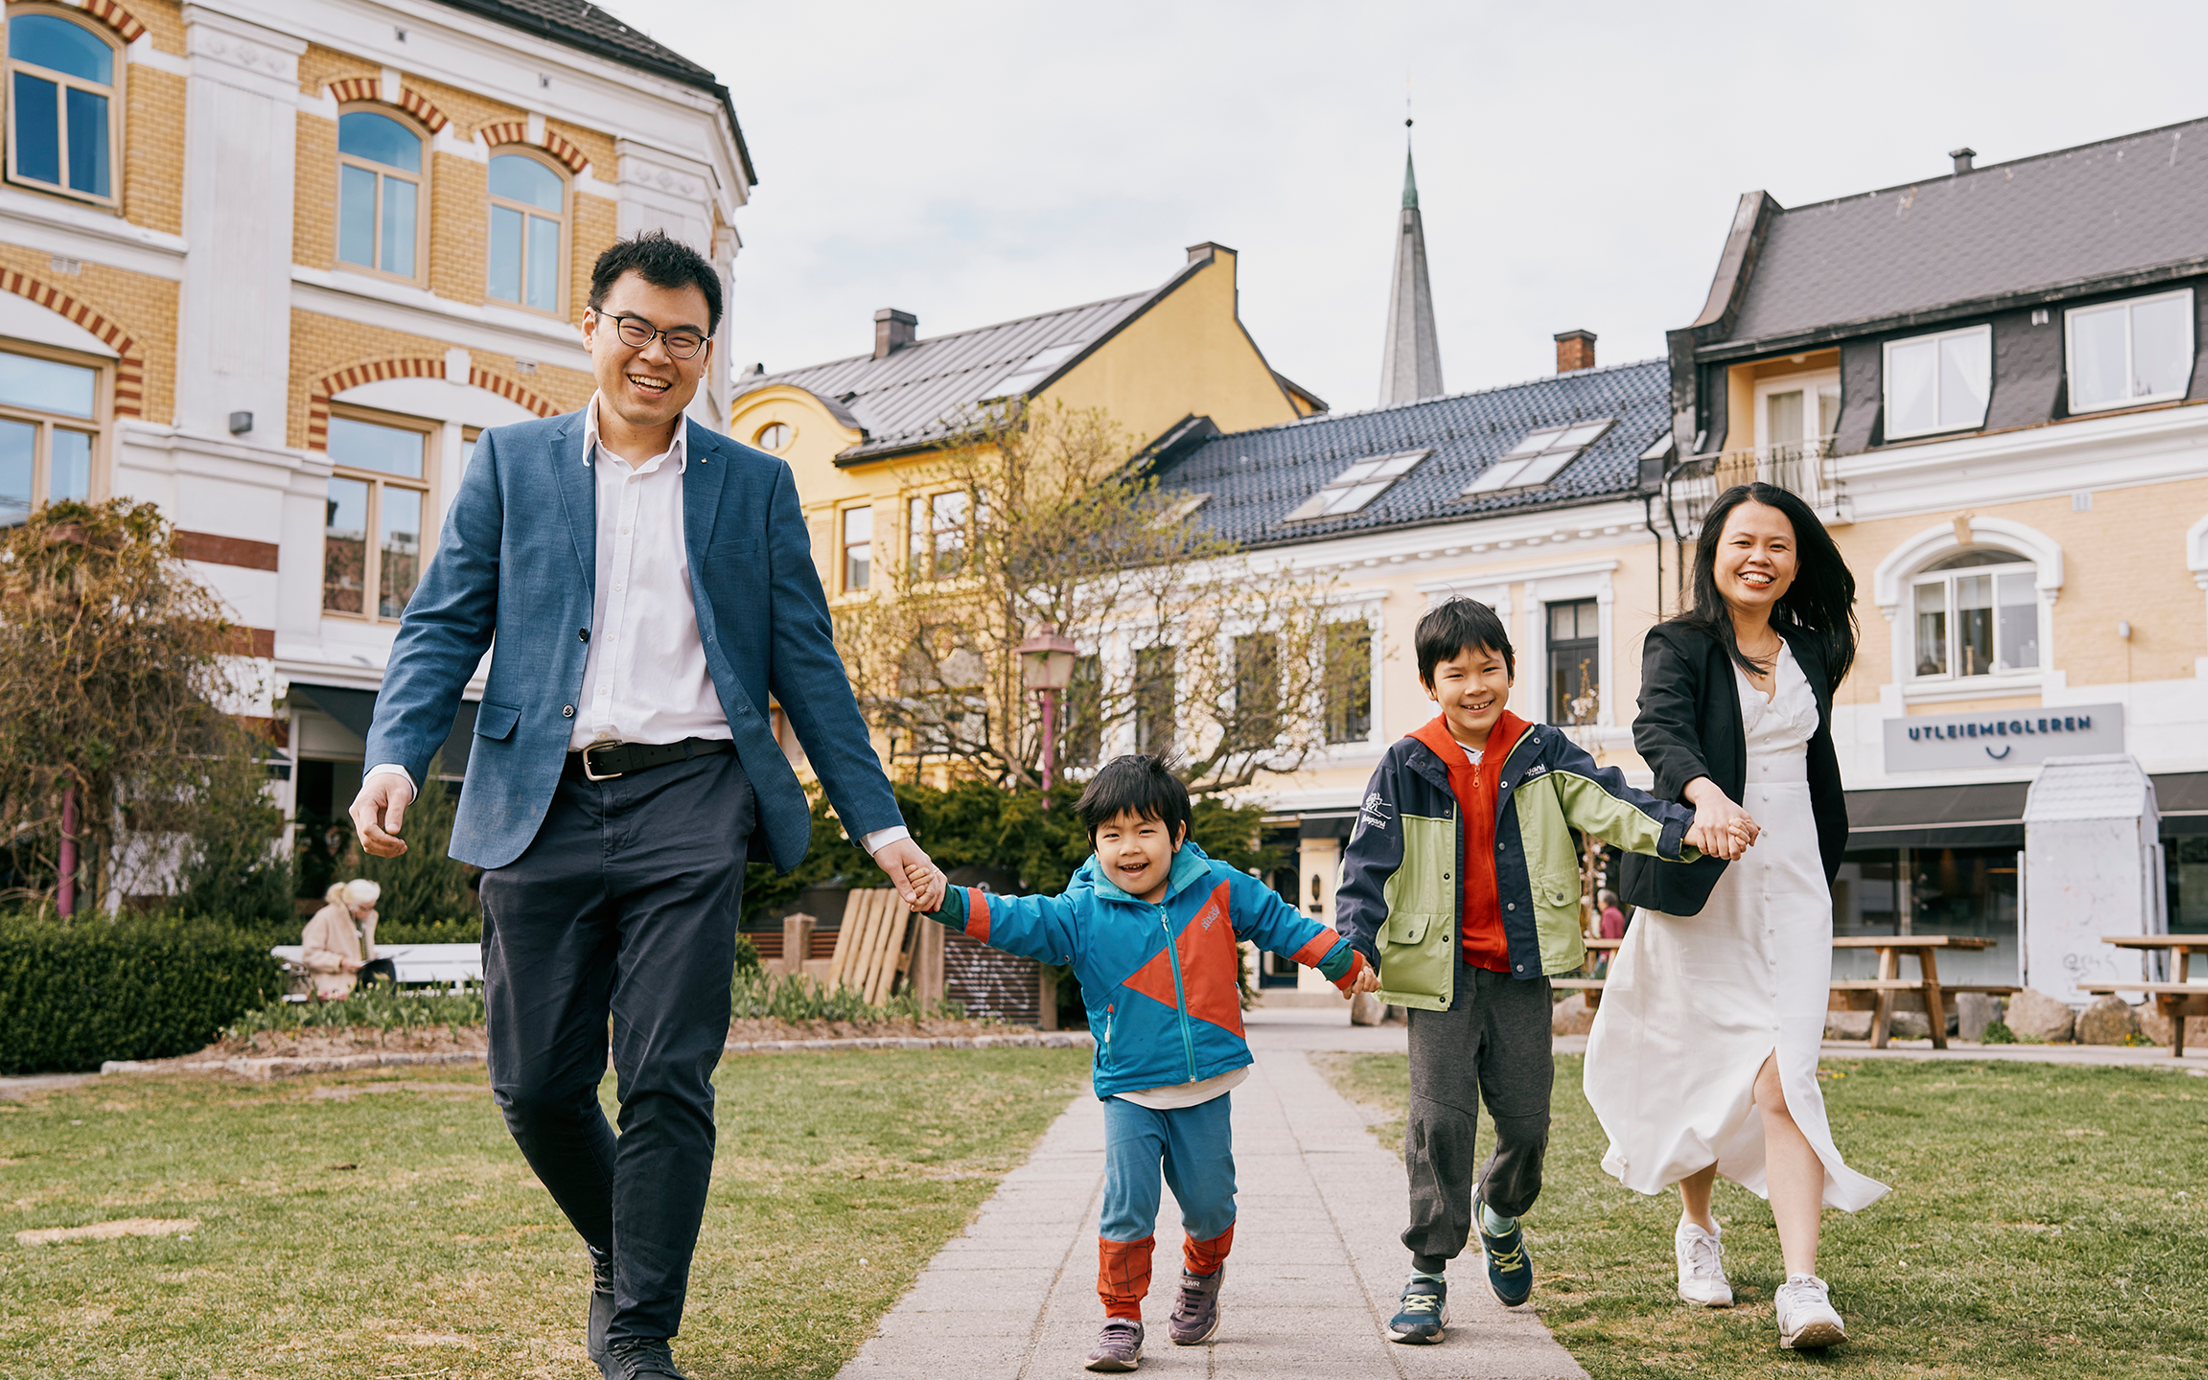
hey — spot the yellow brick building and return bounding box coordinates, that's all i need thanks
[0,0,749,854]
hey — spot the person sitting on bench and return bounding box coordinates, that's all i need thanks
[303,878,396,998]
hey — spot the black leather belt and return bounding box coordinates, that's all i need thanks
[569,737,734,782]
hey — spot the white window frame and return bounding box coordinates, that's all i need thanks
[1907,553,2041,685]
[2064,288,2196,415]
[2,5,123,210]
[321,405,436,624]
[1318,613,1378,748]
[839,503,872,594]
[1873,517,2064,706]
[484,146,569,317]
[1462,420,1611,495]
[1881,323,1991,441]
[1752,369,1841,455]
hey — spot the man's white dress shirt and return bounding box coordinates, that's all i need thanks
[367,395,908,854]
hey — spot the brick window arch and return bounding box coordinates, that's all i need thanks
[0,267,143,416]
[307,355,555,451]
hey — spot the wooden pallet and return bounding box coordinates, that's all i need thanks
[824,888,919,1004]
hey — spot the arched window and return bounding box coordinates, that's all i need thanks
[486,150,566,313]
[5,10,121,205]
[337,110,426,280]
[1910,548,2039,680]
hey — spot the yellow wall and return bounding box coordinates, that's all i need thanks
[1720,350,1840,453]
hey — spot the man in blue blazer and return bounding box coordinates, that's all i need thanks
[350,233,942,1380]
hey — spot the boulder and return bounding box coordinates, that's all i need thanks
[2075,994,2140,1046]
[1886,1010,1931,1040]
[2006,987,2076,1043]
[1551,993,1595,1036]
[1349,992,1388,1027]
[2135,1006,2208,1049]
[1824,1009,1872,1040]
[1956,993,2005,1043]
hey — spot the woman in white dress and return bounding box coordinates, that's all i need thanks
[1583,484,1886,1351]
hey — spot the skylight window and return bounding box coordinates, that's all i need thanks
[1151,492,1212,527]
[1461,420,1611,495]
[986,342,1083,400]
[1281,450,1428,522]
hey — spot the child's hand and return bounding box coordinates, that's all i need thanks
[1340,966,1381,1000]
[901,859,948,912]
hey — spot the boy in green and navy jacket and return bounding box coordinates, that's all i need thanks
[1334,598,1702,1346]
[914,755,1371,1373]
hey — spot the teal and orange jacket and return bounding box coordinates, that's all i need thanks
[928,842,1368,1099]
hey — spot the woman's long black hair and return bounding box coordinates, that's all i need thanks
[1672,483,1858,687]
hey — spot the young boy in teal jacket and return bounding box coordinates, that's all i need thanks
[913,754,1373,1372]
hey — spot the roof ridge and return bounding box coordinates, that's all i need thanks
[751,284,1161,384]
[1219,356,1666,441]
[1773,112,2208,217]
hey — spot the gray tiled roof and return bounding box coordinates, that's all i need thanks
[433,0,753,183]
[734,283,1179,460]
[1153,359,1668,549]
[1731,116,2208,343]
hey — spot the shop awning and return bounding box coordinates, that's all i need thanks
[288,684,478,779]
[1845,781,2031,851]
[1297,812,1359,840]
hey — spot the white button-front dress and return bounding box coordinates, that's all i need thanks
[1583,643,1888,1211]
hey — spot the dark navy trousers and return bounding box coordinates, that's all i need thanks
[478,751,754,1343]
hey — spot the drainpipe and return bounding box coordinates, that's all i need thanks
[58,784,77,917]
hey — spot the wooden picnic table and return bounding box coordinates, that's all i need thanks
[1556,934,2014,1049]
[1829,935,2011,1051]
[2083,936,2208,1057]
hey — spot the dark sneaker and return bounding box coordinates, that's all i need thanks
[1084,1318,1144,1372]
[1168,1265,1223,1345]
[587,1247,615,1364]
[1386,1275,1447,1344]
[599,1337,688,1379]
[1477,1204,1534,1308]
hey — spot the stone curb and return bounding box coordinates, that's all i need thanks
[96,1031,1095,1082]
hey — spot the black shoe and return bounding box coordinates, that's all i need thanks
[598,1337,688,1379]
[1476,1201,1534,1308]
[1386,1275,1447,1344]
[586,1247,614,1364]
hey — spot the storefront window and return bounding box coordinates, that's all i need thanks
[2170,838,2208,978]
[1834,846,2019,984]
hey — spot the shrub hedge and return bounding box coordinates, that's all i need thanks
[0,913,281,1074]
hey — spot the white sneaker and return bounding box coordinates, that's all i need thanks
[1673,1218,1732,1307]
[1774,1273,1847,1350]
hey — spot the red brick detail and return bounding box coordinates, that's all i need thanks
[477,121,590,176]
[0,270,143,418]
[174,530,280,571]
[308,356,446,451]
[78,0,146,42]
[325,80,448,134]
[467,366,558,418]
[220,626,277,659]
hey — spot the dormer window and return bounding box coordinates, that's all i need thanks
[1462,421,1609,495]
[1883,324,1989,439]
[2066,288,2193,414]
[1282,450,1427,521]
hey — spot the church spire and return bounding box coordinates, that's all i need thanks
[1378,118,1443,406]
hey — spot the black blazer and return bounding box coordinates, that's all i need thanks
[1615,621,1849,917]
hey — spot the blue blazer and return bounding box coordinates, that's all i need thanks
[363,410,905,871]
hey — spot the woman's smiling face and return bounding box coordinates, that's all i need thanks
[1715,500,1798,616]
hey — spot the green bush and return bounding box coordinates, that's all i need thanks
[373,916,483,945]
[732,932,760,974]
[0,912,281,1073]
[224,982,485,1037]
[729,967,963,1025]
[1982,1019,2017,1044]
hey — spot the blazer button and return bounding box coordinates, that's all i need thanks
[578,628,590,643]
[561,704,575,718]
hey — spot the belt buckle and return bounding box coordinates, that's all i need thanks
[581,739,626,782]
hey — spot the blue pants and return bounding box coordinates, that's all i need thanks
[1097,1093,1238,1318]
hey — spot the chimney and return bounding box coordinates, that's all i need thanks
[1553,328,1596,374]
[873,308,917,360]
[1949,146,1975,174]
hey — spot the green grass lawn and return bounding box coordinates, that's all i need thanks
[1317,1052,2208,1379]
[0,1048,1091,1378]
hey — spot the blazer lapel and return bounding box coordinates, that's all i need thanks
[551,413,595,590]
[681,418,730,576]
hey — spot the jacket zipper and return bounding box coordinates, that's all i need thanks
[1158,905,1199,1083]
[1103,1005,1114,1065]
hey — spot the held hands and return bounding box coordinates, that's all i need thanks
[1340,964,1381,1000]
[349,774,416,859]
[876,838,947,911]
[1682,777,1759,862]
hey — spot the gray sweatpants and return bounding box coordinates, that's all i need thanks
[1402,962,1553,1271]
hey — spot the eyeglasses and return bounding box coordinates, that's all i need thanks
[596,311,708,360]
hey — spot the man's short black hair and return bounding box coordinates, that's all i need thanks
[1416,597,1515,685]
[1075,754,1192,846]
[589,231,723,335]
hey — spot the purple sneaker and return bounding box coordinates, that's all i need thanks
[1168,1265,1224,1345]
[1084,1318,1144,1372]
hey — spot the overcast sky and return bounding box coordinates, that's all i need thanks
[600,0,2208,414]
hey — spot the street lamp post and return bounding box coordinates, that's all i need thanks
[1016,625,1080,804]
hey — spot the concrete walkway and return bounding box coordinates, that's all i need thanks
[836,1011,1585,1379]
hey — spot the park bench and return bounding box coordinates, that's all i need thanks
[1553,935,2017,1050]
[2083,935,2208,1057]
[270,942,484,998]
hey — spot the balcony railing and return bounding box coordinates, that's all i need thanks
[1659,436,1847,542]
